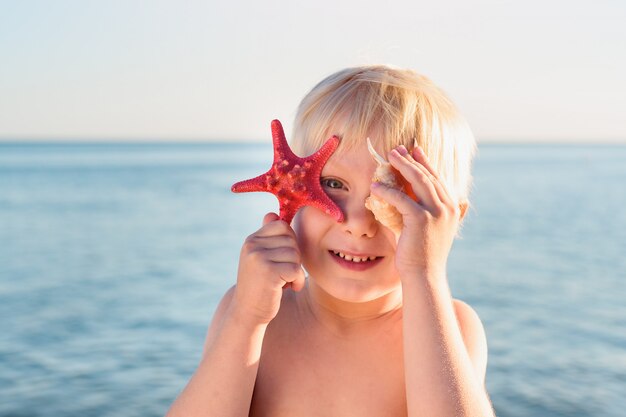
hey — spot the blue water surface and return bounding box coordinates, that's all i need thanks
[0,142,625,417]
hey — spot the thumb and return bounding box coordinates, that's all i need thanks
[262,212,280,226]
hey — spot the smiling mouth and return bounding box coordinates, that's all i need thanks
[330,250,381,263]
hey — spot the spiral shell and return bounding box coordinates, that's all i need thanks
[364,138,404,235]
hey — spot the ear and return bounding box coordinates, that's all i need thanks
[458,200,469,222]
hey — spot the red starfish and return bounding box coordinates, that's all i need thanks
[231,119,344,224]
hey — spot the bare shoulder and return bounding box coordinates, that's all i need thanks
[453,299,488,385]
[202,285,236,356]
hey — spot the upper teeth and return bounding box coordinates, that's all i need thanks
[332,250,378,262]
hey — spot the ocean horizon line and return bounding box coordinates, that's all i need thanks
[1,138,625,146]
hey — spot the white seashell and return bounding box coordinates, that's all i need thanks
[364,138,404,235]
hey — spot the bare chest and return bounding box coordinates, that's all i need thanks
[250,318,407,417]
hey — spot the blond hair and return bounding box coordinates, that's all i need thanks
[291,65,476,204]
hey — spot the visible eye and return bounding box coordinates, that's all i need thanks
[321,178,346,190]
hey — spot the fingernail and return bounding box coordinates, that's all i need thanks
[396,145,408,156]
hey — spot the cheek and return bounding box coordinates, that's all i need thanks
[293,208,316,251]
[293,212,309,253]
[381,227,398,251]
[293,208,330,256]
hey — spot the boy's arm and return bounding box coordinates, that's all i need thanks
[401,279,494,417]
[165,287,268,417]
[166,213,305,417]
[370,146,494,417]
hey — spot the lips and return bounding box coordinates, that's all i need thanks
[328,249,383,271]
[330,250,379,263]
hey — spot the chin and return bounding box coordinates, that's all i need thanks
[311,273,400,304]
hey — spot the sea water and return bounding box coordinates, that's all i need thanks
[0,142,625,417]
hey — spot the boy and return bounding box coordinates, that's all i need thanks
[167,66,495,416]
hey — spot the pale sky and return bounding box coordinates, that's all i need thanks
[1,0,625,143]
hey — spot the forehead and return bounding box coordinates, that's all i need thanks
[319,117,409,163]
[321,139,378,178]
[329,116,384,152]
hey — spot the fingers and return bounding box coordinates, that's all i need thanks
[410,145,454,205]
[262,212,280,226]
[243,212,305,291]
[272,260,304,283]
[245,217,300,261]
[258,213,296,237]
[387,146,454,212]
[282,265,306,291]
[388,148,440,212]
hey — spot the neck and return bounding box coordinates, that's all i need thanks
[300,278,403,335]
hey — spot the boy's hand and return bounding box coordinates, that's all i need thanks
[232,213,305,325]
[370,146,462,282]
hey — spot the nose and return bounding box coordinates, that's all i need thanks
[340,196,378,238]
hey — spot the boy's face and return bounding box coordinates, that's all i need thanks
[293,139,401,303]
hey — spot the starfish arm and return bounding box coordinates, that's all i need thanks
[279,203,301,225]
[271,119,300,162]
[298,135,344,222]
[307,192,344,222]
[308,135,341,175]
[231,119,344,224]
[231,173,270,193]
